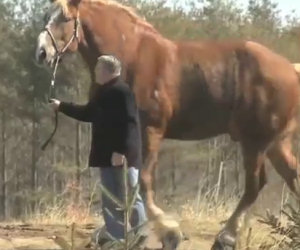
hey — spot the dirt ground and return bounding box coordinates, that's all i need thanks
[0,218,217,250]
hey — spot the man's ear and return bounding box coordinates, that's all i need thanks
[69,0,82,6]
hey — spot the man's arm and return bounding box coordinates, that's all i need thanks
[59,101,99,122]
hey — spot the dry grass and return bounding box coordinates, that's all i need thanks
[0,179,292,250]
[25,178,100,225]
[26,202,97,225]
[0,200,284,250]
[175,193,282,250]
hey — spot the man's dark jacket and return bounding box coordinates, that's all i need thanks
[59,77,142,168]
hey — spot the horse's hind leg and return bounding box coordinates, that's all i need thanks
[212,142,267,250]
[267,132,300,198]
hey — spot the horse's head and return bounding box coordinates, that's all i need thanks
[36,0,82,66]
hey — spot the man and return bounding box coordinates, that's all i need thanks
[50,55,147,243]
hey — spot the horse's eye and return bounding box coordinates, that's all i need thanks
[62,15,73,22]
[64,16,72,22]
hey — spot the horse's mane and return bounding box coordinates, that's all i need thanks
[91,0,140,20]
[52,0,71,16]
[53,0,158,34]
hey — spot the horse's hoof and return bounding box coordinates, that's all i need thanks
[153,214,182,250]
[211,231,236,250]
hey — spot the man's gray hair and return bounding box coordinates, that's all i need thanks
[97,55,122,76]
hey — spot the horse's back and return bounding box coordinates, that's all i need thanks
[173,39,300,142]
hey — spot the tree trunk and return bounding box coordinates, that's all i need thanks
[171,150,176,196]
[206,140,211,191]
[75,121,81,203]
[235,146,240,195]
[75,82,81,203]
[31,98,37,213]
[14,163,21,218]
[52,144,57,206]
[0,109,6,220]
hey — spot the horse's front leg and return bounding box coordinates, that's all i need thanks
[140,125,182,250]
[141,125,164,217]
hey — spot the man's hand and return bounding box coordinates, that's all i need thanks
[49,99,61,111]
[111,152,125,166]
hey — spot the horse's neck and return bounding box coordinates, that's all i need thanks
[78,3,145,73]
[77,2,165,101]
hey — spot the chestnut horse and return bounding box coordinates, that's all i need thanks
[35,0,300,249]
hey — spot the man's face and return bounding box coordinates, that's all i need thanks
[95,62,111,85]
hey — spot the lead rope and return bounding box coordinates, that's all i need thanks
[41,12,80,151]
[41,55,60,151]
[41,11,80,151]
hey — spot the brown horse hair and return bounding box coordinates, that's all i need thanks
[37,1,300,249]
[51,0,71,16]
[52,0,159,34]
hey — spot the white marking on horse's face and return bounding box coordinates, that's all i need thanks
[36,30,56,66]
[35,4,75,66]
[36,6,61,66]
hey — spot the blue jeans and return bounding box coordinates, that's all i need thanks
[100,167,147,239]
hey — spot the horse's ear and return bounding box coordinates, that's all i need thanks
[68,0,82,6]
